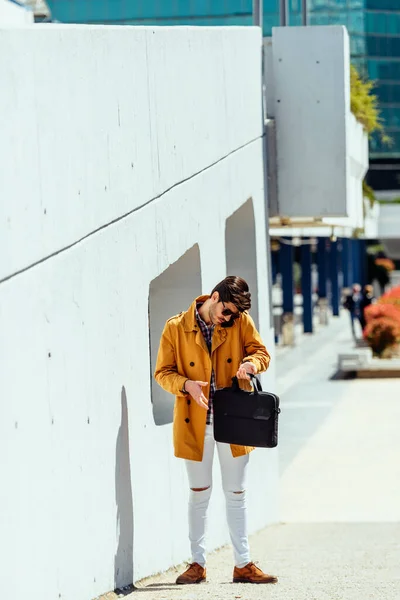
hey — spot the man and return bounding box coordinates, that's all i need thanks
[359,284,375,330]
[343,283,363,339]
[154,275,277,585]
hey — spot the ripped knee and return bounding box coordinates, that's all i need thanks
[191,486,211,492]
[224,489,246,498]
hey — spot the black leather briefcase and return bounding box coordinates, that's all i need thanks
[213,374,280,448]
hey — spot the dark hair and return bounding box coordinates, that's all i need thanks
[211,276,251,312]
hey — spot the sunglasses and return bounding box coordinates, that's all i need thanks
[221,301,240,320]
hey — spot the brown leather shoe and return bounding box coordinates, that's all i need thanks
[176,562,206,585]
[233,562,278,584]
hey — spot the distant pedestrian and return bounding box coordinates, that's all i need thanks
[359,284,375,330]
[343,283,363,339]
[154,276,278,586]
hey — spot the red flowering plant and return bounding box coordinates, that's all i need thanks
[378,285,400,313]
[363,286,400,356]
[364,303,400,323]
[363,318,400,357]
[374,258,396,272]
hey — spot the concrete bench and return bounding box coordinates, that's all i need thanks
[338,349,400,377]
[338,349,372,372]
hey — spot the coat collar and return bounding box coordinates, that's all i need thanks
[182,295,209,332]
[182,295,237,341]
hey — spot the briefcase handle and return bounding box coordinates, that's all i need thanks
[231,373,262,393]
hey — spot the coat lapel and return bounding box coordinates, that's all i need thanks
[195,328,209,356]
[212,326,227,353]
[181,295,228,356]
[182,295,213,357]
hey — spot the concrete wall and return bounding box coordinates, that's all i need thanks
[265,26,368,226]
[378,203,400,239]
[378,201,400,259]
[363,198,380,240]
[0,25,278,600]
[0,25,263,282]
[0,0,33,23]
[323,113,369,231]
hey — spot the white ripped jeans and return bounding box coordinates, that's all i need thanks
[185,424,250,568]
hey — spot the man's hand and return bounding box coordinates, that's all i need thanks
[184,380,209,410]
[236,362,256,381]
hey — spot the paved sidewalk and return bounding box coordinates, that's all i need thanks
[129,522,400,600]
[101,312,400,600]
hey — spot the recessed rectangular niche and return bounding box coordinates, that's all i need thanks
[225,198,259,330]
[149,244,202,426]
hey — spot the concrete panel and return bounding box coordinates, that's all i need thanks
[272,26,352,218]
[0,137,277,600]
[263,39,275,119]
[363,199,380,240]
[378,204,400,239]
[0,25,262,281]
[323,114,369,230]
[0,0,33,24]
[0,23,277,600]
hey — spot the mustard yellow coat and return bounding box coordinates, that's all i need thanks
[154,295,271,461]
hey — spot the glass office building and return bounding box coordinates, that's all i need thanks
[47,0,400,190]
[47,1,304,32]
[46,1,306,31]
[307,1,400,190]
[308,2,366,71]
[47,1,253,27]
[364,0,400,190]
[263,0,305,33]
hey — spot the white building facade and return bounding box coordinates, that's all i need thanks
[0,7,371,600]
[0,19,277,600]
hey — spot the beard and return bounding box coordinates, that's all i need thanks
[208,306,219,326]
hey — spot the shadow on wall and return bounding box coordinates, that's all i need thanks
[114,386,134,589]
[149,244,202,426]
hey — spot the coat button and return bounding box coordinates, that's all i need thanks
[227,358,232,363]
[185,418,190,423]
[187,399,191,405]
[190,361,195,367]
